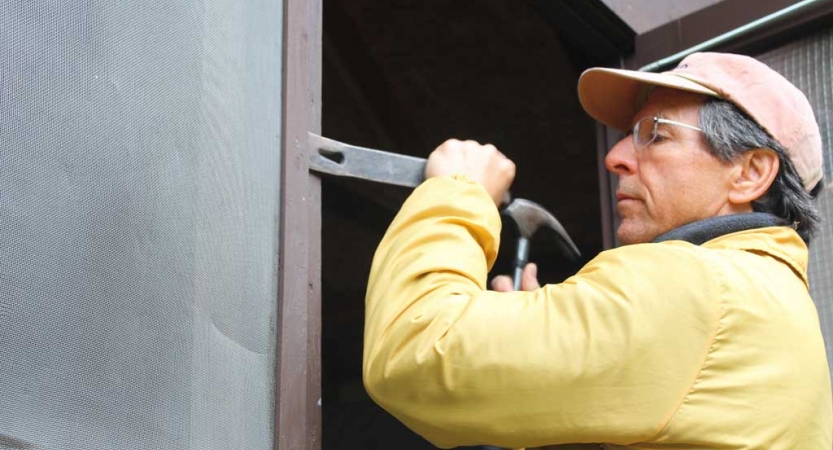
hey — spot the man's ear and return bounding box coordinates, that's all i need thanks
[728,149,780,205]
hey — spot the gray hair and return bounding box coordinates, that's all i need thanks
[699,97,822,242]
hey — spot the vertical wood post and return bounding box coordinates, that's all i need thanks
[277,0,322,447]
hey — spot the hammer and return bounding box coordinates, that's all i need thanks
[308,133,581,287]
[503,198,580,290]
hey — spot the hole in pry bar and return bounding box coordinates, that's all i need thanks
[319,147,345,164]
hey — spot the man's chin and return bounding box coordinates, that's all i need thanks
[616,223,658,245]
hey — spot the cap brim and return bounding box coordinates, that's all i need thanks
[578,68,720,131]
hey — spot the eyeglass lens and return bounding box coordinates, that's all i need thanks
[633,117,656,149]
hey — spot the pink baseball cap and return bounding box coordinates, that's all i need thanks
[578,52,824,191]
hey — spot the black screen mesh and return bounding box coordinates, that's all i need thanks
[755,26,833,383]
[1,1,282,449]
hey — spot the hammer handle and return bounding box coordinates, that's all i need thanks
[513,236,530,291]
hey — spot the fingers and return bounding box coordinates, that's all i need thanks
[490,263,540,292]
[424,138,515,206]
[490,275,514,292]
[521,263,540,291]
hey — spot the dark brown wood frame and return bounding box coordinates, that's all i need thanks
[276,0,322,448]
[275,0,833,446]
[627,0,833,70]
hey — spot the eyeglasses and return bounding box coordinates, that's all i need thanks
[632,116,702,150]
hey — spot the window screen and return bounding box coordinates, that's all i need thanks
[0,1,283,449]
[755,27,833,380]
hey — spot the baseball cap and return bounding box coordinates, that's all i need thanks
[578,52,823,191]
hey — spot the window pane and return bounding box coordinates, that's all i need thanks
[0,1,283,448]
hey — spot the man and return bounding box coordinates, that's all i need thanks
[363,53,832,449]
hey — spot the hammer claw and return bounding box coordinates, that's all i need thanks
[503,198,581,261]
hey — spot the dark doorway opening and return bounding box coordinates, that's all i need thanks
[319,1,629,447]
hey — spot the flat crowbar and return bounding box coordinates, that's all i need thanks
[307,132,580,267]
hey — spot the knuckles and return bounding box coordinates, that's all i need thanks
[440,138,463,152]
[430,138,515,177]
[437,139,501,155]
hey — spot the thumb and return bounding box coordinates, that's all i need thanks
[521,263,540,291]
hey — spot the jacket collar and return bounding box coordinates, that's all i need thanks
[654,213,809,288]
[653,212,787,245]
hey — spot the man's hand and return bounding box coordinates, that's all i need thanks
[424,139,516,206]
[491,263,540,292]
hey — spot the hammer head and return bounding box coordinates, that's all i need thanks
[502,198,581,260]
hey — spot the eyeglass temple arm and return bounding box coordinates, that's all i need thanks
[655,117,702,132]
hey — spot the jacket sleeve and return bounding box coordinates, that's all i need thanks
[362,176,723,449]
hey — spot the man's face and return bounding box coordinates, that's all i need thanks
[605,88,741,245]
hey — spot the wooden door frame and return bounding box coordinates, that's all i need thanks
[276,0,323,448]
[276,0,833,445]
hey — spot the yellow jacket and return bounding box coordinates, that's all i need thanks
[363,176,832,449]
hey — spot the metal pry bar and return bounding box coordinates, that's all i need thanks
[308,133,426,188]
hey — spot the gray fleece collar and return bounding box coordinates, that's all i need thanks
[653,213,788,246]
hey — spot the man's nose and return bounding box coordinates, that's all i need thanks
[605,135,637,176]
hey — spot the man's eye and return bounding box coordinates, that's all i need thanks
[653,134,668,143]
